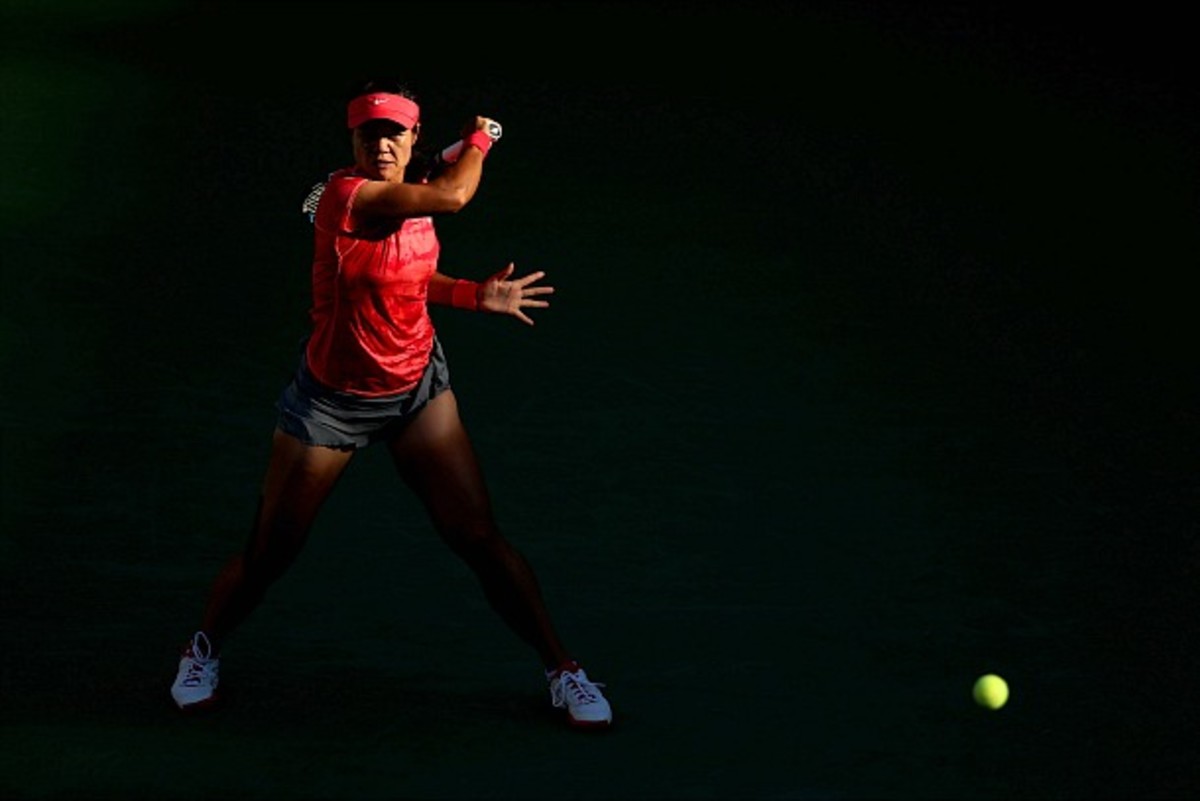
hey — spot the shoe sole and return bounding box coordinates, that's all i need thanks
[173,691,220,712]
[568,715,613,730]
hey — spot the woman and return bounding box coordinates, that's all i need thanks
[169,78,612,729]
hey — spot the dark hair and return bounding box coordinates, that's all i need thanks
[345,78,436,181]
[346,78,418,105]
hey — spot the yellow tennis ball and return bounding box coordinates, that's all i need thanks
[973,674,1009,709]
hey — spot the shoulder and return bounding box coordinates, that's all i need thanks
[314,168,368,230]
[326,167,367,191]
[321,168,370,205]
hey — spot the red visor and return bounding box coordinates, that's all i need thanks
[347,93,420,129]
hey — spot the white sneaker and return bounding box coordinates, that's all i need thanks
[171,631,220,710]
[549,661,612,728]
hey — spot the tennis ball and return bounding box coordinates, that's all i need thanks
[973,674,1009,710]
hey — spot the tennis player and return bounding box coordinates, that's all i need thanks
[168,78,612,729]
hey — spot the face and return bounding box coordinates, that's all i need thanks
[353,119,419,181]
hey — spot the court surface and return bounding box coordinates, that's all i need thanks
[2,2,1197,799]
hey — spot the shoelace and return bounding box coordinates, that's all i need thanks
[552,670,606,708]
[181,632,218,687]
[181,656,216,688]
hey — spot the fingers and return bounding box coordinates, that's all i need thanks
[491,262,516,283]
[482,263,554,326]
[496,265,555,295]
[520,289,554,301]
[513,270,553,290]
[514,289,549,326]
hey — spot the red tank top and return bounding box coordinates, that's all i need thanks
[305,168,440,397]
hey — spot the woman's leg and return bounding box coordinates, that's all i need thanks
[386,389,569,670]
[199,428,355,652]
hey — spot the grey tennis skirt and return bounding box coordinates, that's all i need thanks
[275,337,452,450]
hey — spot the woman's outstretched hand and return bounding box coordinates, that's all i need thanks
[478,262,554,325]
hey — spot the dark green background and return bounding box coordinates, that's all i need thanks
[2,1,1197,798]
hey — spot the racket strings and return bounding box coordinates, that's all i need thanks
[301,181,327,223]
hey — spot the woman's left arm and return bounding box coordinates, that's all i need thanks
[429,263,554,326]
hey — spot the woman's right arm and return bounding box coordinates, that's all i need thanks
[353,116,496,219]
